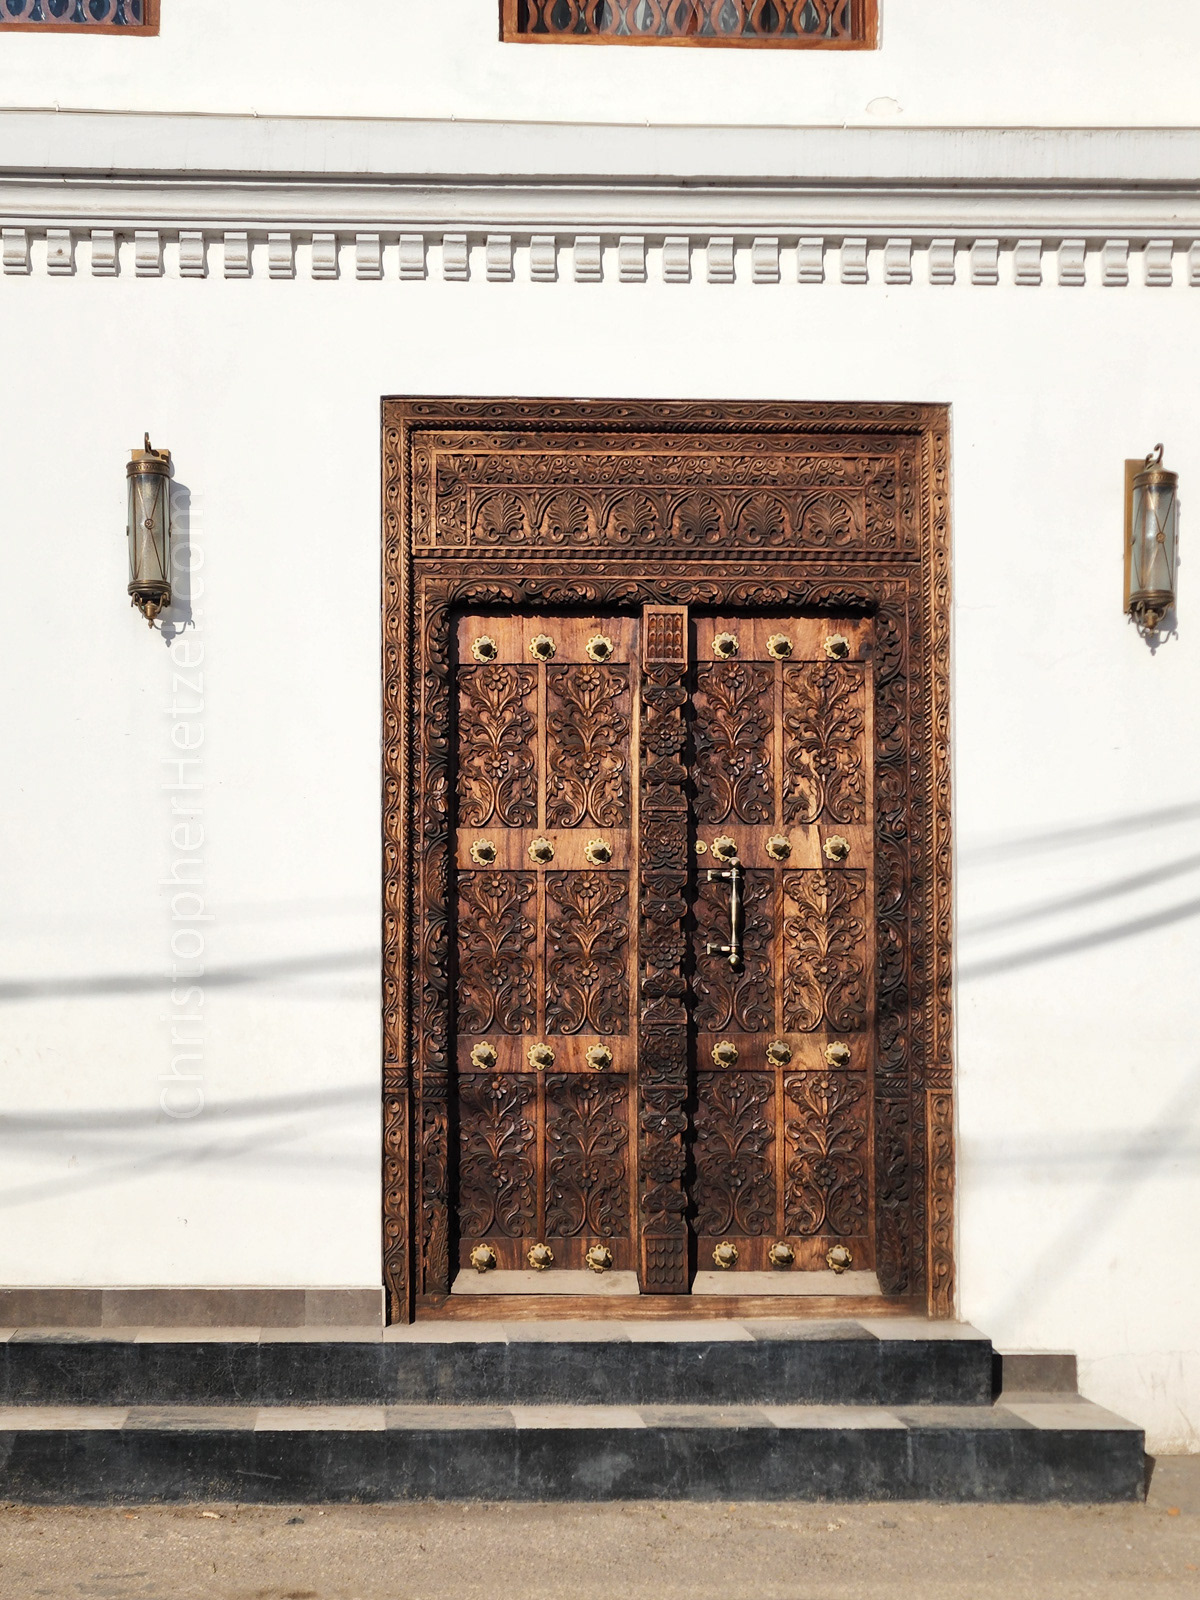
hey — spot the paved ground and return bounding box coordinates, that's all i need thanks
[0,1457,1197,1600]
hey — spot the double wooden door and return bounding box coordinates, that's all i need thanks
[453,605,874,1290]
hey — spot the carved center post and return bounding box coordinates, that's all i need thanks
[637,606,691,1292]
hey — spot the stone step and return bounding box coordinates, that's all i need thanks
[0,1319,994,1409]
[0,1397,1144,1504]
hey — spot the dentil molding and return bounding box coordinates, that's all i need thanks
[3,112,1200,288]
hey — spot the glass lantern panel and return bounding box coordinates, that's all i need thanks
[1132,482,1178,598]
[127,472,170,588]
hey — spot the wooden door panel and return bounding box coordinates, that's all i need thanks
[690,614,876,1277]
[454,613,638,1277]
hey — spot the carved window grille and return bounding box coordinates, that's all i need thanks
[501,0,877,48]
[0,0,158,31]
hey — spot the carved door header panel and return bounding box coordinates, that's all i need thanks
[382,398,953,1322]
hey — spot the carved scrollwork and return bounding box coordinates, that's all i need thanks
[545,1074,630,1238]
[694,1072,776,1238]
[456,871,536,1035]
[782,870,868,1035]
[458,1072,536,1238]
[693,661,774,826]
[784,1072,868,1238]
[545,871,630,1035]
[782,662,867,826]
[546,663,631,828]
[457,665,537,828]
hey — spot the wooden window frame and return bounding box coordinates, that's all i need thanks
[0,0,158,34]
[500,0,878,50]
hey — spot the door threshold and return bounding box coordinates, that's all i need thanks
[452,1270,881,1299]
[692,1270,881,1297]
[452,1270,641,1297]
[416,1293,922,1322]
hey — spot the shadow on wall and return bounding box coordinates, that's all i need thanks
[160,479,193,642]
[4,800,1200,1271]
[959,797,1200,1329]
[959,799,1200,979]
[0,1084,378,1212]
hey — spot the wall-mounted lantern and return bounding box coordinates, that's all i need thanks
[126,434,172,625]
[1125,445,1178,633]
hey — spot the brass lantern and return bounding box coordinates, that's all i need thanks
[1126,445,1179,633]
[126,435,172,625]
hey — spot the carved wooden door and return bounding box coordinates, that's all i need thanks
[455,614,637,1275]
[453,607,874,1290]
[690,614,875,1281]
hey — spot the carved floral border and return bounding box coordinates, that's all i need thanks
[382,398,953,1322]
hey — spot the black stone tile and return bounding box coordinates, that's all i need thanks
[135,1342,261,1406]
[0,1330,1005,1410]
[255,1341,384,1404]
[0,1414,1147,1504]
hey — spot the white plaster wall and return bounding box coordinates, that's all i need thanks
[0,0,1197,129]
[2,246,1200,1452]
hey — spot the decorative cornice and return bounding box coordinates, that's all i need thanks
[3,225,1198,288]
[2,112,1199,288]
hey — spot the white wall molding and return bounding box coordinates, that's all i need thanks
[4,222,1200,290]
[4,113,1200,189]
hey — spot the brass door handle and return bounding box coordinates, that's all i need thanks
[706,860,744,970]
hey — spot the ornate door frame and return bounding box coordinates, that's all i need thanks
[382,398,953,1323]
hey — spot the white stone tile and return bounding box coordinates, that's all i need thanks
[0,1407,128,1430]
[254,1407,386,1431]
[1002,1401,1141,1432]
[857,1319,987,1341]
[623,1321,753,1342]
[765,1405,906,1430]
[382,1320,507,1342]
[133,1327,261,1342]
[259,1326,383,1342]
[501,1321,631,1342]
[509,1405,645,1430]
